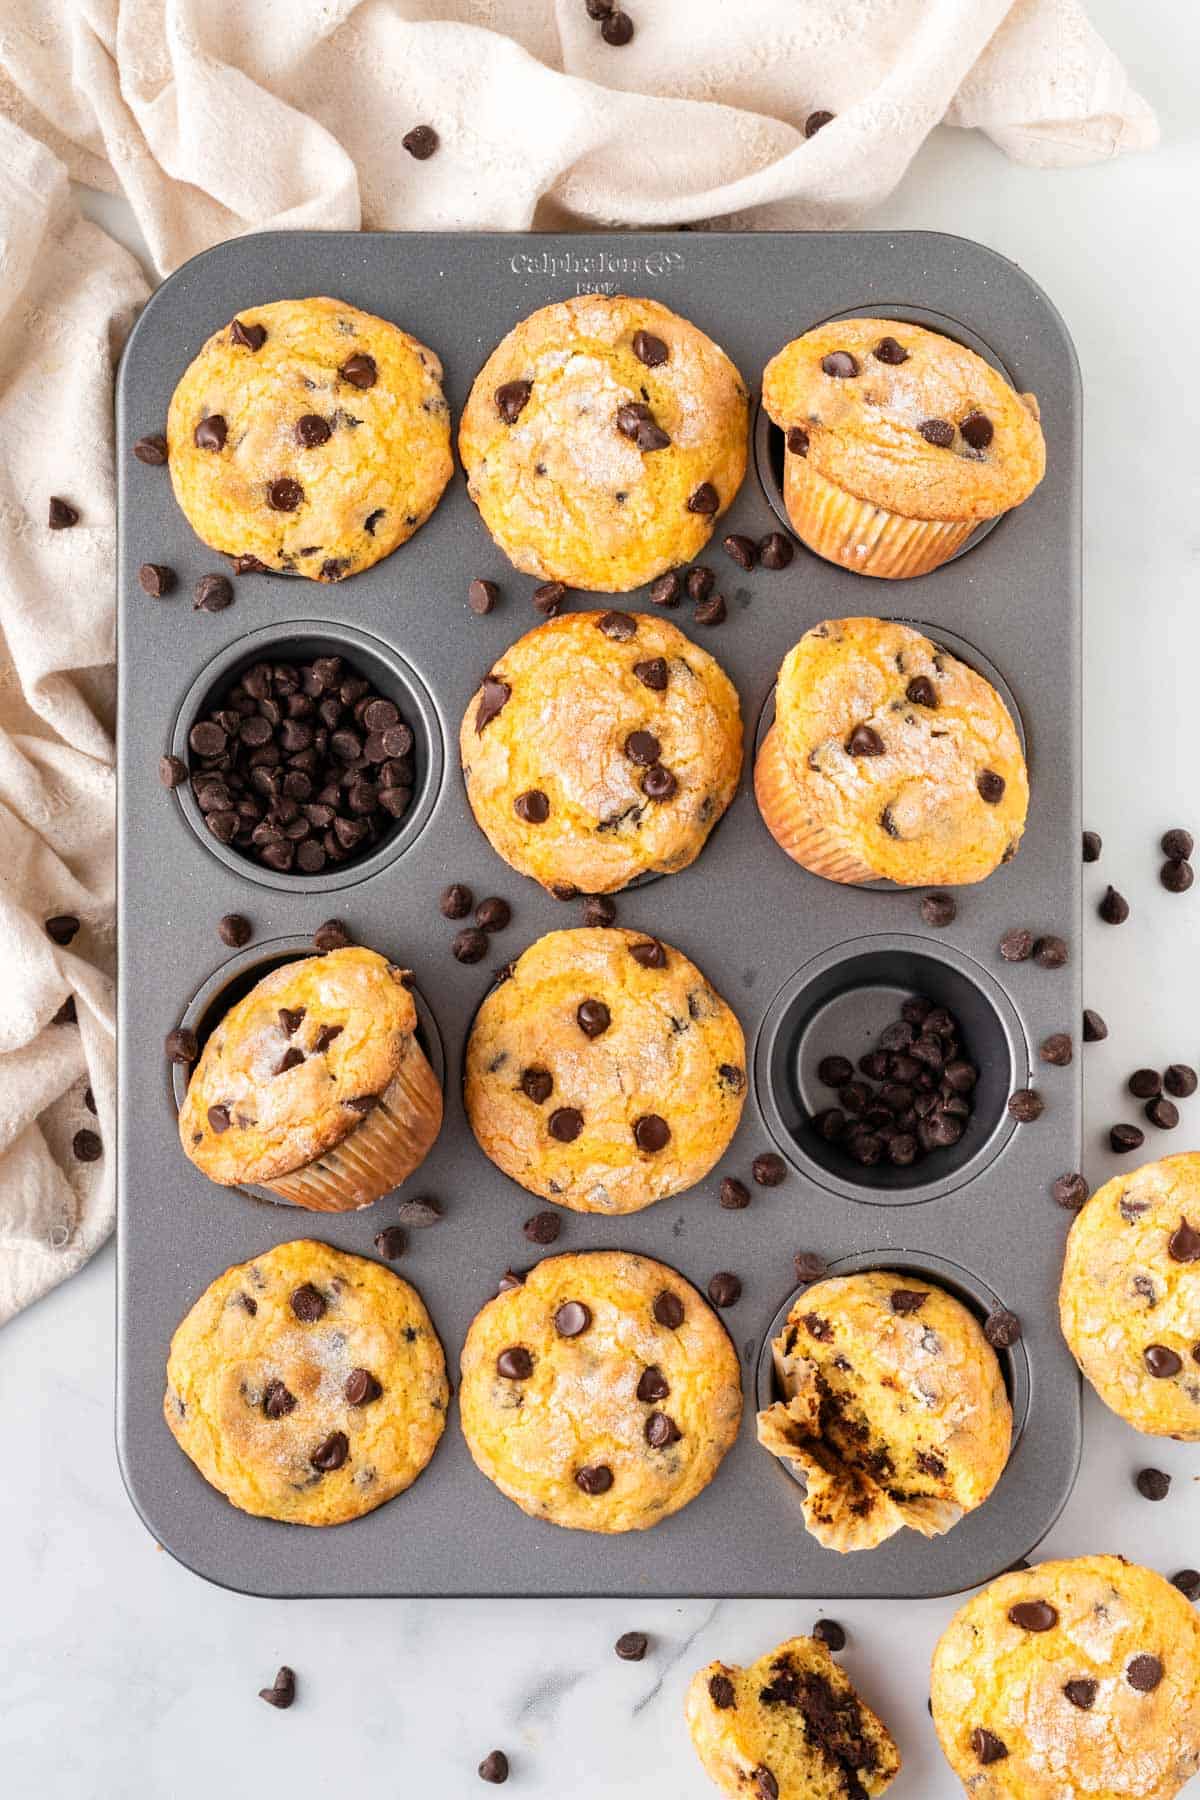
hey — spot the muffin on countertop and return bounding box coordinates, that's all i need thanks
[167,296,452,581]
[464,927,746,1215]
[179,946,441,1211]
[686,1635,901,1799]
[757,1269,1011,1552]
[458,1250,741,1533]
[931,1556,1200,1800]
[460,610,742,897]
[1059,1152,1200,1439]
[164,1239,448,1526]
[458,295,749,591]
[762,316,1045,579]
[755,616,1028,886]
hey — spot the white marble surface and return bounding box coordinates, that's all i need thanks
[4,7,1199,1792]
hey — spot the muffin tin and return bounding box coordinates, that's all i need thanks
[116,229,1081,1599]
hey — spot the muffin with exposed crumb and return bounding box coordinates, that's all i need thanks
[686,1635,901,1798]
[464,927,746,1215]
[931,1555,1200,1799]
[460,610,742,897]
[167,296,452,580]
[762,317,1045,579]
[458,295,749,591]
[755,617,1028,886]
[757,1269,1011,1552]
[179,946,441,1211]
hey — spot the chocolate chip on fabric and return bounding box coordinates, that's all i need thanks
[977,769,1005,804]
[1082,830,1102,862]
[600,10,634,45]
[812,1619,846,1651]
[1034,936,1069,969]
[344,1368,382,1406]
[1052,1173,1089,1211]
[1144,1344,1182,1378]
[373,1226,407,1260]
[723,534,757,571]
[1110,1122,1145,1153]
[615,1631,649,1662]
[846,724,885,757]
[971,1728,1008,1765]
[72,1129,102,1162]
[1008,1601,1058,1632]
[921,893,956,928]
[960,412,994,450]
[258,1666,296,1709]
[310,1431,349,1473]
[804,109,835,136]
[629,938,666,968]
[193,415,227,451]
[513,789,550,824]
[693,593,726,627]
[1126,1655,1164,1693]
[786,426,809,455]
[758,531,794,569]
[1135,1467,1171,1501]
[477,1749,509,1784]
[1166,1063,1198,1097]
[821,351,858,378]
[159,754,188,788]
[495,380,532,423]
[753,1152,786,1186]
[138,562,176,597]
[653,1290,684,1329]
[707,1271,741,1308]
[918,418,955,448]
[1008,1090,1044,1122]
[634,1114,670,1152]
[575,1464,614,1494]
[1040,1033,1073,1066]
[632,329,669,367]
[554,1301,591,1338]
[165,1027,199,1064]
[339,353,377,389]
[633,656,668,691]
[1099,885,1130,923]
[193,573,233,612]
[133,434,169,465]
[314,920,350,952]
[1063,1678,1097,1711]
[873,336,908,365]
[496,1346,533,1380]
[708,1673,736,1709]
[1162,858,1194,892]
[402,124,439,159]
[45,914,79,946]
[719,1177,750,1211]
[985,1310,1021,1349]
[1083,1009,1108,1042]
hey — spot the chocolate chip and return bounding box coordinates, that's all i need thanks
[723,534,757,571]
[1163,857,1194,892]
[707,1271,741,1308]
[708,1673,735,1709]
[193,415,226,451]
[1147,1096,1180,1129]
[274,1047,304,1076]
[344,1368,382,1407]
[548,1107,583,1144]
[495,380,532,423]
[193,573,233,612]
[206,1105,231,1133]
[402,123,438,159]
[1126,1069,1162,1101]
[554,1301,591,1339]
[758,531,794,570]
[468,578,499,616]
[1053,1173,1089,1211]
[497,1346,533,1380]
[632,329,669,367]
[532,581,566,617]
[629,938,666,968]
[642,763,678,800]
[374,1226,407,1260]
[684,484,719,519]
[977,769,1005,804]
[615,1631,648,1662]
[753,1770,778,1800]
[918,418,955,448]
[1083,1009,1108,1042]
[1165,1063,1197,1097]
[139,562,176,597]
[1040,1033,1073,1066]
[793,1252,827,1285]
[518,1065,554,1106]
[1063,1678,1097,1711]
[576,998,611,1039]
[45,914,79,946]
[582,895,617,927]
[921,893,956,928]
[1144,1344,1182,1378]
[72,1128,102,1162]
[1168,1216,1200,1262]
[440,883,473,920]
[1161,828,1194,863]
[1111,1122,1145,1153]
[1127,1655,1163,1693]
[719,1177,750,1211]
[1100,885,1130,923]
[133,434,169,465]
[753,1152,786,1187]
[653,1291,684,1329]
[634,1114,670,1152]
[312,1024,343,1054]
[1082,830,1102,862]
[165,1027,199,1064]
[1172,1570,1200,1601]
[575,1463,613,1494]
[812,1619,845,1652]
[817,1055,853,1087]
[971,1728,1008,1765]
[214,913,251,949]
[513,788,549,824]
[1034,936,1069,969]
[786,426,809,456]
[624,729,661,767]
[287,1284,325,1324]
[310,1431,349,1473]
[873,336,908,365]
[644,1409,682,1448]
[889,1289,926,1316]
[339,353,377,389]
[633,657,668,691]
[262,1379,297,1420]
[821,351,858,378]
[600,9,634,45]
[478,1750,509,1784]
[1008,1601,1057,1632]
[636,1367,670,1403]
[804,109,835,136]
[1000,928,1034,962]
[959,411,994,451]
[1008,1089,1044,1122]
[985,1309,1021,1349]
[314,920,350,952]
[693,593,726,627]
[258,1666,295,1709]
[267,477,304,513]
[159,754,188,788]
[846,724,885,757]
[1135,1466,1171,1501]
[476,897,511,934]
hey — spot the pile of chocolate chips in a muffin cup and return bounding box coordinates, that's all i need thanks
[811,996,976,1169]
[182,654,414,874]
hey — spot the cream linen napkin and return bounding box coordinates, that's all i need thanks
[0,0,1154,1322]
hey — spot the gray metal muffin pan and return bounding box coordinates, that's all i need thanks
[116,230,1081,1600]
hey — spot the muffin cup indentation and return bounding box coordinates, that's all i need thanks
[753,937,1025,1203]
[170,622,444,892]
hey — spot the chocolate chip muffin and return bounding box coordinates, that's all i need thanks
[755,617,1028,886]
[164,1239,448,1525]
[931,1556,1200,1799]
[458,295,749,591]
[179,946,441,1211]
[464,928,746,1215]
[167,296,452,580]
[686,1636,901,1799]
[762,317,1045,579]
[1059,1153,1200,1439]
[460,611,742,897]
[757,1270,1011,1552]
[458,1250,741,1532]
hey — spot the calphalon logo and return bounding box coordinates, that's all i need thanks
[509,248,685,296]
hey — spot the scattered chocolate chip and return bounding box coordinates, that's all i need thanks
[653,1291,684,1329]
[709,1673,736,1709]
[1040,1033,1073,1066]
[921,893,956,928]
[258,1666,296,1709]
[786,426,809,456]
[314,920,351,953]
[582,895,617,927]
[1165,1064,1198,1097]
[1034,935,1069,969]
[215,913,251,949]
[1000,928,1034,962]
[1063,1678,1097,1711]
[495,380,532,423]
[468,578,499,615]
[478,1750,509,1785]
[1126,1655,1163,1693]
[339,353,377,389]
[1082,830,1102,862]
[793,1252,827,1285]
[723,533,757,571]
[686,485,719,521]
[133,434,169,465]
[600,9,634,45]
[138,562,176,597]
[165,1026,199,1064]
[1162,858,1194,893]
[812,1619,845,1652]
[918,418,955,449]
[72,1128,102,1162]
[707,1271,741,1308]
[758,531,794,570]
[45,914,80,946]
[193,573,233,612]
[440,883,473,920]
[804,109,835,136]
[451,927,489,964]
[1053,1172,1089,1211]
[985,1310,1021,1349]
[753,1152,786,1187]
[575,1463,613,1494]
[1171,1570,1200,1601]
[1099,885,1130,923]
[1083,1009,1108,1042]
[374,1226,407,1260]
[615,1631,648,1662]
[977,769,1005,804]
[532,581,566,617]
[1135,1467,1171,1501]
[476,897,511,933]
[821,351,858,379]
[402,123,438,159]
[971,1728,1008,1765]
[525,1206,564,1245]
[719,1177,750,1211]
[1111,1123,1145,1153]
[159,754,188,789]
[1147,1096,1180,1129]
[1008,1601,1058,1633]
[693,592,726,627]
[1008,1089,1044,1123]
[496,1346,533,1380]
[1163,828,1194,860]
[193,415,227,452]
[1129,1068,1162,1099]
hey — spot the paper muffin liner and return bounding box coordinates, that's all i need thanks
[754,722,879,886]
[265,1041,443,1212]
[782,454,977,580]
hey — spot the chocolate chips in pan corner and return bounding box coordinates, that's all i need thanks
[186,653,416,875]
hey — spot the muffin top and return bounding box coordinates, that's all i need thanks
[460,611,742,896]
[931,1556,1200,1800]
[164,1239,448,1525]
[762,317,1045,522]
[757,1269,1011,1552]
[458,295,749,591]
[179,947,423,1186]
[167,296,452,581]
[464,927,746,1214]
[1059,1153,1200,1439]
[685,1636,901,1800]
[770,616,1028,885]
[458,1250,741,1533]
